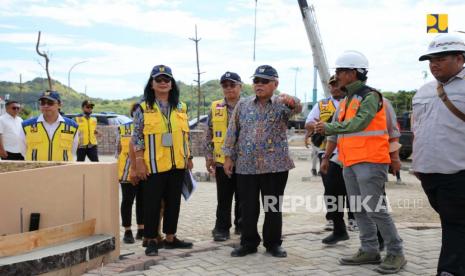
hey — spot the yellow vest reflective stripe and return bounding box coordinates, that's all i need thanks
[118,122,134,182]
[140,102,190,174]
[23,118,78,161]
[75,116,98,145]
[211,100,228,164]
[317,98,337,149]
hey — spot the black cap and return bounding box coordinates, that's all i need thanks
[220,71,242,83]
[151,65,173,78]
[82,100,95,107]
[328,75,337,85]
[252,65,279,80]
[39,90,61,103]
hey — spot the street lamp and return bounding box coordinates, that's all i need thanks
[68,60,88,93]
[291,67,300,98]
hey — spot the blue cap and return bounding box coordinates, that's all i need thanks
[39,90,61,102]
[220,71,242,83]
[252,65,279,80]
[151,65,173,78]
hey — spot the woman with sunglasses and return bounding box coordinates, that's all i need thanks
[132,65,193,256]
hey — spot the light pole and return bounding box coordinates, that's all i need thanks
[68,60,88,93]
[291,67,300,98]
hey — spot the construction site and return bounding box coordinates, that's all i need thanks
[1,0,464,276]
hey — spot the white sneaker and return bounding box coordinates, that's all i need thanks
[324,220,334,231]
[348,219,359,232]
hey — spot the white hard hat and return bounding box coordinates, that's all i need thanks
[334,50,369,69]
[419,33,465,61]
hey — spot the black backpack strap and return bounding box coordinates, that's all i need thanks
[354,85,383,112]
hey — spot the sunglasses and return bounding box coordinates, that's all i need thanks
[85,105,94,109]
[253,78,272,85]
[39,99,56,106]
[221,83,238,89]
[335,68,352,74]
[154,76,172,83]
[11,106,21,110]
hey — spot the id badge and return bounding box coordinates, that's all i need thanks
[162,133,173,147]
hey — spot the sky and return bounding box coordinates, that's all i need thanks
[0,0,464,101]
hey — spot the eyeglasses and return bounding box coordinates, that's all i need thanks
[11,106,21,111]
[85,105,94,109]
[253,78,272,85]
[39,99,56,106]
[221,83,238,89]
[154,76,172,83]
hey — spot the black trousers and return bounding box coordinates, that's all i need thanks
[76,146,99,162]
[323,161,355,234]
[214,167,241,232]
[1,152,24,160]
[143,169,184,239]
[418,170,465,276]
[237,171,288,249]
[120,182,144,227]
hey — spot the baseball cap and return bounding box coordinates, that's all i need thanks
[252,65,279,80]
[151,65,173,78]
[220,71,242,83]
[328,75,337,85]
[82,100,95,107]
[39,90,61,103]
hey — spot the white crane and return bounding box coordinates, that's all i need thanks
[297,0,330,98]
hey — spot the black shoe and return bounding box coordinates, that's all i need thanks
[213,231,230,242]
[164,237,193,249]
[145,240,158,256]
[266,246,287,258]
[135,229,144,240]
[123,230,135,244]
[311,169,318,176]
[322,232,349,245]
[234,227,241,235]
[143,238,164,249]
[231,245,257,257]
[211,228,220,237]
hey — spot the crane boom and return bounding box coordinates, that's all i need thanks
[297,0,330,97]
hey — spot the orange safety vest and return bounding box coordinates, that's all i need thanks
[337,86,390,167]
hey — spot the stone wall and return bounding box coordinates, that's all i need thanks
[96,124,208,156]
[96,125,118,155]
[190,123,207,157]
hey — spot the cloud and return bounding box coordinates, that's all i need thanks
[1,0,464,101]
[0,32,76,45]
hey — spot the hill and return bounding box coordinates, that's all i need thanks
[0,78,258,118]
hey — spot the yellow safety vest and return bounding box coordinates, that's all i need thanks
[22,117,78,161]
[140,102,190,174]
[318,98,337,149]
[210,100,229,164]
[75,115,98,146]
[118,122,134,182]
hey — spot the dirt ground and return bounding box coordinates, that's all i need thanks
[0,162,63,173]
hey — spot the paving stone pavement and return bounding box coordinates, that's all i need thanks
[90,150,441,275]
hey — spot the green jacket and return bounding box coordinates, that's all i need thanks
[324,80,380,136]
